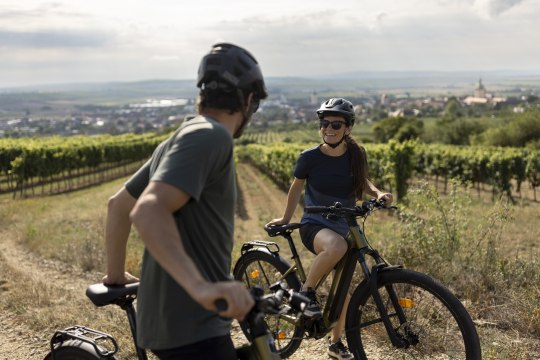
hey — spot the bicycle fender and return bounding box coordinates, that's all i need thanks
[233,247,282,278]
[240,240,280,256]
[233,247,302,291]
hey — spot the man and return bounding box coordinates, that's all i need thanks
[102,43,268,359]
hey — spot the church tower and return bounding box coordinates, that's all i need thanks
[474,78,486,98]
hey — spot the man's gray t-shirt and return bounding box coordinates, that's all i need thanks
[125,115,236,350]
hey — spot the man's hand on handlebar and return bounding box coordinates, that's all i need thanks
[193,281,254,321]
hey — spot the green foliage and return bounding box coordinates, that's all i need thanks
[389,183,540,338]
[238,141,538,201]
[0,133,166,196]
[427,117,487,145]
[442,97,464,119]
[414,144,535,199]
[373,116,424,143]
[394,181,471,269]
[473,109,540,147]
[237,141,417,199]
[387,141,416,200]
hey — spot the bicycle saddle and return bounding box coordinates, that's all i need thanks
[265,223,302,237]
[85,282,139,307]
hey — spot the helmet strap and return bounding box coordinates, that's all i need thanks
[233,89,253,139]
[323,134,346,149]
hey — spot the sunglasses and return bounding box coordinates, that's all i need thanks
[320,120,347,130]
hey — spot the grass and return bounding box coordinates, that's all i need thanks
[0,177,146,276]
[366,181,540,356]
[0,165,539,358]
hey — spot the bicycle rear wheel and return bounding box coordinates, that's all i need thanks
[233,249,303,358]
[346,269,481,359]
[44,339,116,360]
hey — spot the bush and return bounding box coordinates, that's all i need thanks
[475,109,540,147]
[373,116,423,143]
[390,182,540,335]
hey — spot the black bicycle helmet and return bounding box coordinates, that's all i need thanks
[197,43,268,100]
[316,98,355,125]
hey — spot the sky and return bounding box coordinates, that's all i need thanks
[1,0,539,88]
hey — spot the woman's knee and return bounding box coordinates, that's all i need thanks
[314,230,348,257]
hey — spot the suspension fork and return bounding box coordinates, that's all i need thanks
[363,260,408,348]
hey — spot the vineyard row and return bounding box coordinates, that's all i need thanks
[0,133,166,197]
[2,134,538,200]
[236,142,540,201]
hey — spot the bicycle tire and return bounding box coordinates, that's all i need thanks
[346,268,481,359]
[233,249,303,358]
[44,339,116,360]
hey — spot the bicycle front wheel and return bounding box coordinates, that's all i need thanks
[346,269,481,359]
[233,249,303,359]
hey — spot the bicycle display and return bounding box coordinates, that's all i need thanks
[233,199,482,359]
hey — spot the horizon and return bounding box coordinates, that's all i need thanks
[3,68,540,93]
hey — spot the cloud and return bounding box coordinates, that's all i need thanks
[151,55,181,61]
[0,30,110,48]
[474,0,526,17]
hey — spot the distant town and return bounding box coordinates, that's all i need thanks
[1,77,538,138]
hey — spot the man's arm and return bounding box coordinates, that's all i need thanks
[103,186,139,285]
[130,181,254,320]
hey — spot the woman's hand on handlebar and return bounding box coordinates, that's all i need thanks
[377,192,394,205]
[103,271,139,285]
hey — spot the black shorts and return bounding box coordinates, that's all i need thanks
[299,223,327,255]
[152,335,236,360]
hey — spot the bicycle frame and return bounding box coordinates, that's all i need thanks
[260,204,411,347]
[275,219,384,326]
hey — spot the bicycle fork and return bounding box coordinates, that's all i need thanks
[364,262,411,348]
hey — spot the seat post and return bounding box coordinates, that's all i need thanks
[120,300,148,360]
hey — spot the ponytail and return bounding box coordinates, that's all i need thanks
[345,135,369,199]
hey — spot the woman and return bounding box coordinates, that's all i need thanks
[266,98,393,360]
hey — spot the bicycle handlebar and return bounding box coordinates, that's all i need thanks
[215,283,309,316]
[305,199,397,219]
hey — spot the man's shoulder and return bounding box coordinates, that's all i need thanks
[177,115,231,142]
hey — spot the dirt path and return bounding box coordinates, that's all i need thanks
[232,163,332,359]
[0,230,99,359]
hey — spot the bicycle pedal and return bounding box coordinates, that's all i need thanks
[305,317,327,339]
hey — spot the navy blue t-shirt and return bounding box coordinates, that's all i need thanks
[294,145,355,237]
